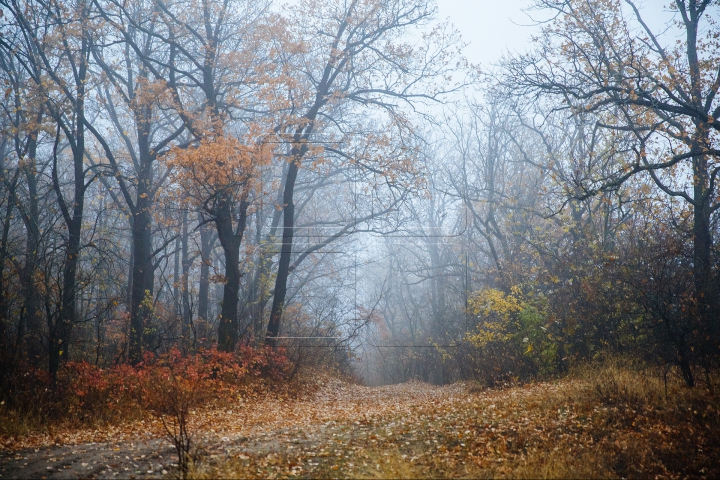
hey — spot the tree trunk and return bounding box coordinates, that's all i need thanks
[129,192,153,364]
[180,211,192,348]
[128,100,157,364]
[217,245,240,351]
[679,348,695,388]
[48,32,89,376]
[684,2,717,366]
[266,158,300,346]
[21,140,43,366]
[173,235,181,316]
[244,197,284,345]
[49,113,86,379]
[50,216,82,378]
[198,221,212,323]
[691,145,715,345]
[216,194,250,352]
[0,177,15,360]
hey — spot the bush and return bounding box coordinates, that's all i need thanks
[0,346,289,437]
[463,286,558,385]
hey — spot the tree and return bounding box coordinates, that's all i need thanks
[0,44,48,366]
[0,0,105,377]
[88,0,190,363]
[169,135,272,351]
[96,0,274,352]
[264,0,466,346]
[503,0,720,385]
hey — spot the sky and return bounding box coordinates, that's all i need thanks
[273,1,679,69]
[435,0,537,68]
[436,1,680,68]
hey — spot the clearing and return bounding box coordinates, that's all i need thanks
[1,372,717,478]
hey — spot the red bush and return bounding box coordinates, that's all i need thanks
[0,346,289,426]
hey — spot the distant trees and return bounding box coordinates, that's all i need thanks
[264,0,464,346]
[360,0,720,384]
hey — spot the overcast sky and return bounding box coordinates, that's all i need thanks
[436,0,537,68]
[436,1,680,68]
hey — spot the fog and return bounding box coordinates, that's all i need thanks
[0,0,717,389]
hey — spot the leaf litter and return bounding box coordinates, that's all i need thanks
[1,374,718,478]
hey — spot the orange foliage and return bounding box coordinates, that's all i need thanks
[0,347,289,426]
[167,133,273,206]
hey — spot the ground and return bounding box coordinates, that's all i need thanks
[0,372,717,478]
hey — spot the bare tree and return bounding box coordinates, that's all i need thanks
[264,0,467,345]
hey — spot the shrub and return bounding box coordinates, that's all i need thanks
[464,286,558,384]
[0,346,289,437]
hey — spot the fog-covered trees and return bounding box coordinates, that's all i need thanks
[0,0,717,389]
[500,0,720,386]
[0,0,466,375]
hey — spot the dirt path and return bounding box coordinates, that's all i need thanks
[3,376,712,478]
[0,439,174,478]
[0,379,469,479]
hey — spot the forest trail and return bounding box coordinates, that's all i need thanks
[0,376,713,478]
[0,379,469,478]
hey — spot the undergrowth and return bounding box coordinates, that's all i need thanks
[0,346,289,440]
[3,355,718,478]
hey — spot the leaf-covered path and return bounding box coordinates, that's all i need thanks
[1,375,717,478]
[0,379,466,478]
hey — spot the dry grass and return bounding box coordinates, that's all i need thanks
[2,361,717,478]
[192,362,719,479]
[0,403,46,439]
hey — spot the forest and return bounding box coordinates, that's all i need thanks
[0,0,719,478]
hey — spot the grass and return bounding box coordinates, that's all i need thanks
[192,361,720,479]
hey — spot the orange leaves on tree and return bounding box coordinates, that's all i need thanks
[169,135,270,193]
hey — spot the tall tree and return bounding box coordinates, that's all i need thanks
[502,0,720,384]
[265,0,467,345]
[169,135,271,351]
[89,0,186,363]
[1,0,101,376]
[99,0,273,352]
[0,45,47,365]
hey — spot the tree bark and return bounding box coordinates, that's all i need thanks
[48,19,90,378]
[21,137,43,366]
[266,158,300,346]
[129,189,154,364]
[216,193,250,352]
[50,90,87,379]
[0,169,17,360]
[180,211,192,347]
[198,221,212,323]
